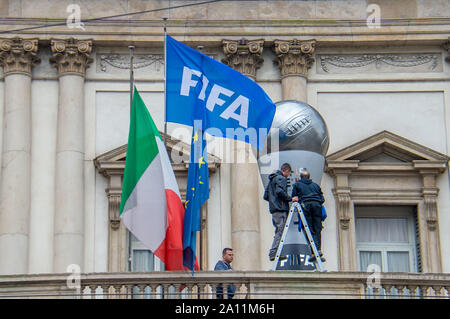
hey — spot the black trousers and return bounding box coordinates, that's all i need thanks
[302,201,323,251]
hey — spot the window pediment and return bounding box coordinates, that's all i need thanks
[326,131,448,173]
[325,131,448,273]
[94,131,220,177]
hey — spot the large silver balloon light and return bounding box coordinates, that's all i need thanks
[259,100,329,189]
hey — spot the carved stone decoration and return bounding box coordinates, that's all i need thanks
[106,187,122,230]
[319,53,440,73]
[444,38,450,63]
[273,39,316,78]
[336,192,352,230]
[423,195,438,231]
[423,190,438,230]
[50,38,93,77]
[0,37,40,76]
[416,165,443,233]
[221,39,264,79]
[99,54,164,72]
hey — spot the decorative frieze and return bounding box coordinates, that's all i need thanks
[50,38,93,76]
[221,39,264,79]
[273,39,316,78]
[0,37,40,76]
[318,53,441,74]
[98,54,164,73]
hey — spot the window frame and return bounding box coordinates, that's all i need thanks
[128,232,165,272]
[355,206,418,273]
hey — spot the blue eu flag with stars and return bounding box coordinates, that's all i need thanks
[183,123,209,272]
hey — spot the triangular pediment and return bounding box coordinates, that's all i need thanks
[94,131,220,176]
[326,131,448,163]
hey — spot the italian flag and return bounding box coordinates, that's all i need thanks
[119,88,185,271]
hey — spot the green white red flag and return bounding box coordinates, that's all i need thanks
[119,88,185,270]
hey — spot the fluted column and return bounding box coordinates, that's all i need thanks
[50,38,92,273]
[222,39,264,270]
[273,39,315,102]
[0,37,40,274]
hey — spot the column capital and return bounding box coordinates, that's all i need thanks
[50,38,93,77]
[0,37,40,76]
[273,39,316,78]
[221,38,264,79]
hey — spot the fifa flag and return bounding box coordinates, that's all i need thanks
[183,126,209,271]
[120,88,185,271]
[165,34,276,149]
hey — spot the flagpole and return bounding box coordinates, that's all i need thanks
[128,44,135,272]
[163,17,168,149]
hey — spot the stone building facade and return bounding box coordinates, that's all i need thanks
[0,0,449,279]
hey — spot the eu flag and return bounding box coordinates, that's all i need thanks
[183,123,209,271]
[165,34,276,149]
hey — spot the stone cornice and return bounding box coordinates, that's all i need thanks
[1,18,449,45]
[413,160,448,174]
[50,38,93,77]
[273,39,316,78]
[0,37,40,76]
[221,38,264,79]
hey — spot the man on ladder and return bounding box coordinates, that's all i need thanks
[263,163,298,262]
[291,169,326,263]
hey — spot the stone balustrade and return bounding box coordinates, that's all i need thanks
[0,271,449,299]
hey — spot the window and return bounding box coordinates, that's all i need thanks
[129,233,165,272]
[355,206,418,273]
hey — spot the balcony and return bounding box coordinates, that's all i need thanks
[0,271,449,299]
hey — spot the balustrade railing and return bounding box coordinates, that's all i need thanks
[0,271,449,299]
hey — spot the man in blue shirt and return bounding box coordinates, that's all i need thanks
[214,248,235,299]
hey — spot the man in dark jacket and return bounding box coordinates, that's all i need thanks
[263,163,297,262]
[291,169,325,262]
[214,248,235,299]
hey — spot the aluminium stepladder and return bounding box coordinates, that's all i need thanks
[271,202,326,271]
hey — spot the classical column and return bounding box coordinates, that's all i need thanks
[50,38,92,273]
[221,39,264,271]
[28,77,59,274]
[0,37,40,275]
[273,39,315,102]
